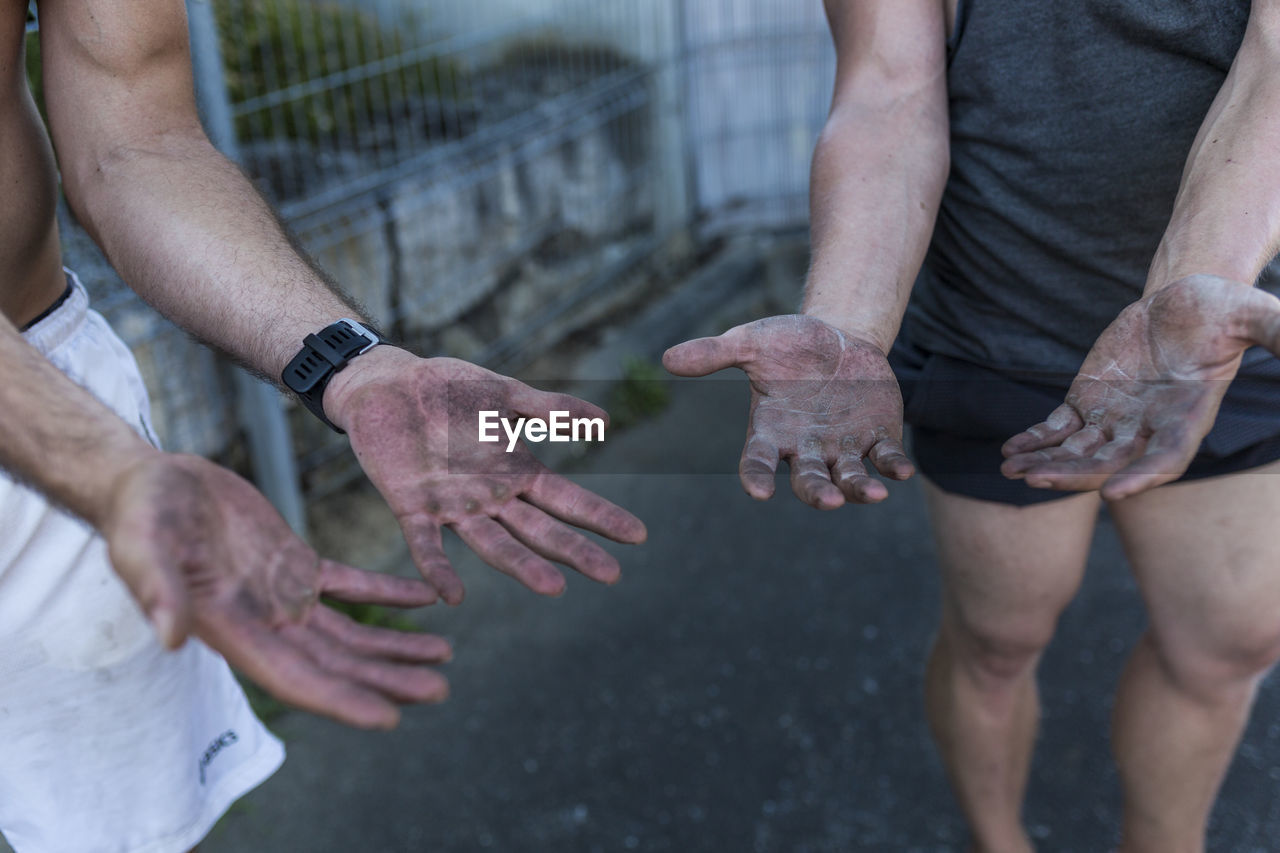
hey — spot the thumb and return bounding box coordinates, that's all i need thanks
[508,382,609,426]
[662,326,750,377]
[109,539,194,650]
[1239,287,1280,356]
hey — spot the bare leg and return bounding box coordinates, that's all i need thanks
[1109,461,1280,853]
[923,480,1101,853]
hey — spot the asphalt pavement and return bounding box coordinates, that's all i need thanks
[203,377,1280,853]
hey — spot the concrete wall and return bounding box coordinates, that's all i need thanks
[681,0,834,224]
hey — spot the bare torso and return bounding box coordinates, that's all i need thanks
[1,0,67,328]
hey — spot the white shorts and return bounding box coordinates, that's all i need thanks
[0,272,284,853]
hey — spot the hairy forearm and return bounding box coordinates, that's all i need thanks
[802,89,949,353]
[64,128,364,380]
[1146,19,1280,292]
[0,318,157,526]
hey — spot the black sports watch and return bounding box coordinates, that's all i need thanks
[282,318,386,433]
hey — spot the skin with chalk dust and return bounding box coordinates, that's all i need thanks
[1002,275,1280,499]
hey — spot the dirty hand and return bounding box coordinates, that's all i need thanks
[662,314,914,509]
[1002,275,1280,500]
[103,452,450,729]
[324,348,647,605]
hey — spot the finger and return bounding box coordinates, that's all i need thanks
[867,437,915,481]
[1100,450,1189,501]
[830,453,887,504]
[1058,424,1108,456]
[453,516,567,596]
[208,619,405,729]
[317,559,438,607]
[507,381,609,426]
[1019,439,1144,491]
[739,434,780,500]
[661,325,748,377]
[1100,424,1199,501]
[281,624,449,705]
[398,516,466,605]
[1002,446,1083,479]
[1001,405,1085,456]
[788,450,844,510]
[497,499,623,585]
[312,607,453,663]
[524,473,648,543]
[1239,286,1280,354]
[1000,426,1107,479]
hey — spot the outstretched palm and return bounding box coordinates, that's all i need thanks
[1002,275,1280,500]
[328,350,647,604]
[104,454,450,729]
[663,315,914,509]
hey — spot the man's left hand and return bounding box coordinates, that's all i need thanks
[1001,275,1280,500]
[325,349,647,605]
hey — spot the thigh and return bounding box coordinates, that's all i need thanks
[1109,460,1280,671]
[925,478,1101,644]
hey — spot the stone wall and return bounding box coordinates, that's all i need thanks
[297,66,656,360]
[59,48,658,467]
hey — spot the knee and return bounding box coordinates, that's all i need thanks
[1153,619,1280,700]
[944,613,1055,686]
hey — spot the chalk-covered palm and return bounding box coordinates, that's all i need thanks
[1002,275,1280,500]
[663,315,914,509]
[327,349,647,604]
[104,453,451,730]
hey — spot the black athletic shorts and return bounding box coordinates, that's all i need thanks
[890,343,1280,506]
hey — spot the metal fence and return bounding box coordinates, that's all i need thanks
[45,0,835,525]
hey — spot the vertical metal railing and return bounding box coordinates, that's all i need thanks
[186,0,308,537]
[99,0,828,513]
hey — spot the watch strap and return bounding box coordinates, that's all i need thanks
[283,318,385,433]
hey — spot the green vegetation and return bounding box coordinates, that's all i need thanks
[607,358,671,429]
[23,2,468,146]
[324,597,419,633]
[213,0,468,144]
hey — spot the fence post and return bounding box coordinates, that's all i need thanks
[186,0,309,538]
[651,0,695,236]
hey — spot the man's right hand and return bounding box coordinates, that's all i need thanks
[662,315,914,509]
[101,452,451,730]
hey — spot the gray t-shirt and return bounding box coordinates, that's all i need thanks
[901,0,1280,382]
